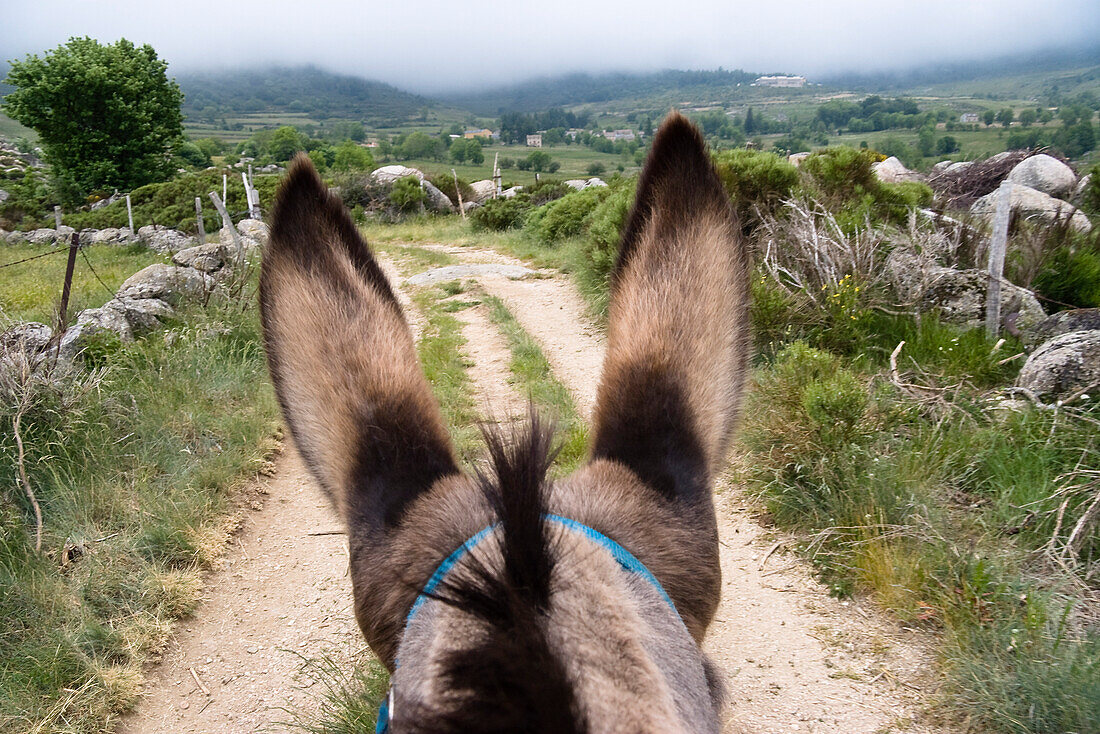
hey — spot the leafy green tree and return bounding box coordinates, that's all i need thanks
[175,141,211,168]
[917,127,936,157]
[400,132,439,160]
[996,108,1015,127]
[3,37,183,202]
[525,150,553,172]
[982,110,996,126]
[587,162,606,176]
[332,140,374,171]
[267,126,307,161]
[466,139,484,165]
[1017,108,1037,127]
[935,136,960,155]
[450,138,469,163]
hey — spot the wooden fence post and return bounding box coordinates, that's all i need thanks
[57,233,80,340]
[985,181,1013,337]
[223,173,228,207]
[126,194,135,240]
[453,168,466,220]
[208,192,244,260]
[195,197,206,244]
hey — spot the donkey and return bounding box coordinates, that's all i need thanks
[259,112,750,733]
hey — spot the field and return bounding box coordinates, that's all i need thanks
[0,243,167,325]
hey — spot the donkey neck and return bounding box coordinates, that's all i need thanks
[386,517,720,733]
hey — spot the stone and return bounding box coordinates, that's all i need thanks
[27,227,72,246]
[563,180,588,190]
[173,243,232,273]
[236,218,269,242]
[1025,308,1100,349]
[586,177,608,188]
[88,227,131,245]
[945,161,973,176]
[461,201,482,212]
[873,156,919,183]
[406,264,534,286]
[0,189,8,202]
[422,180,454,213]
[1072,174,1092,206]
[369,165,425,186]
[1016,330,1100,401]
[5,230,28,245]
[500,186,524,199]
[1,322,53,354]
[1005,154,1077,198]
[116,264,212,307]
[788,152,810,167]
[137,225,196,254]
[468,180,497,203]
[58,306,133,361]
[909,266,1046,333]
[932,160,954,174]
[104,297,176,335]
[971,183,1091,233]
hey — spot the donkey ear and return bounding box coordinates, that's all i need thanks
[260,155,457,531]
[590,112,750,507]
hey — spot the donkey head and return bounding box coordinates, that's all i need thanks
[260,112,749,733]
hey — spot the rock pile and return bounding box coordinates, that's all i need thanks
[2,218,269,365]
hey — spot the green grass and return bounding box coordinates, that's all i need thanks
[480,293,587,473]
[0,295,280,733]
[740,340,1100,732]
[0,243,167,324]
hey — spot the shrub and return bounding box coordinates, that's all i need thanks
[428,173,475,208]
[389,176,426,213]
[525,185,611,244]
[569,179,637,318]
[469,197,532,231]
[712,149,799,228]
[1032,243,1100,310]
[801,147,877,202]
[586,162,606,176]
[524,180,571,206]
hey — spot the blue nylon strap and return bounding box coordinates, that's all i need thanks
[376,515,681,731]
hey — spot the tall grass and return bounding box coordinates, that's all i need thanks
[0,296,279,733]
[0,243,167,324]
[741,341,1100,731]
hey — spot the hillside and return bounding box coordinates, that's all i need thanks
[177,66,434,125]
[439,68,770,115]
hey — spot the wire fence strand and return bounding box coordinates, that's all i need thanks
[0,245,70,269]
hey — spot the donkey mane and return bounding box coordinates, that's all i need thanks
[406,415,585,734]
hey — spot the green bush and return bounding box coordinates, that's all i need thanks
[469,197,532,231]
[568,179,637,318]
[712,149,799,228]
[801,146,933,229]
[801,147,878,201]
[1032,243,1100,310]
[525,185,611,244]
[428,173,475,208]
[389,176,426,213]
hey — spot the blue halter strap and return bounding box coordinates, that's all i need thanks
[375,515,680,732]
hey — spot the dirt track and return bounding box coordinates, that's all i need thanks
[120,245,943,733]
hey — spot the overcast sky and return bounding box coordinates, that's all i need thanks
[2,1,1098,93]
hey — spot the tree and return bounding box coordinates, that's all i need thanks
[332,140,374,171]
[744,107,756,134]
[466,139,484,166]
[917,127,936,157]
[1017,108,1037,127]
[450,138,468,163]
[982,110,996,126]
[935,136,960,155]
[3,37,183,202]
[996,108,1015,127]
[268,126,307,161]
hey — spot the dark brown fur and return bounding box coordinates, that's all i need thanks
[260,112,750,730]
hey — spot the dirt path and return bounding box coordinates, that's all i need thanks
[408,247,944,734]
[116,448,358,733]
[122,243,942,734]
